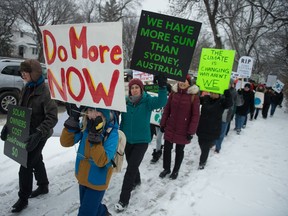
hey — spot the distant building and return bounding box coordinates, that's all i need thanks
[11,30,39,59]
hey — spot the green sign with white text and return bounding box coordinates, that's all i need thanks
[197,48,235,94]
[131,10,202,82]
[4,104,31,168]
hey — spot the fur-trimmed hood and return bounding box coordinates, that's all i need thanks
[171,83,199,95]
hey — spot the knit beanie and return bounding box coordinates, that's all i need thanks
[128,78,144,95]
[244,83,251,89]
[20,59,42,82]
[186,75,192,86]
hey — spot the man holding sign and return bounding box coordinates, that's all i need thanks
[1,59,58,213]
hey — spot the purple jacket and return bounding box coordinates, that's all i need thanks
[160,84,200,145]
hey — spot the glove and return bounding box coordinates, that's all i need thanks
[160,126,165,133]
[65,103,82,120]
[64,103,82,131]
[88,116,104,144]
[25,130,42,152]
[1,124,8,141]
[186,134,193,141]
[157,74,167,88]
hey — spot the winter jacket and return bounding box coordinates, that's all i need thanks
[160,84,200,145]
[222,87,237,122]
[196,90,232,141]
[120,87,167,144]
[19,76,58,138]
[60,116,119,191]
[235,89,254,116]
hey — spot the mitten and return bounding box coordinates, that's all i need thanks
[26,130,42,152]
[160,126,165,133]
[88,116,104,144]
[1,124,8,141]
[157,74,167,88]
[64,103,81,131]
[186,134,193,141]
[65,103,81,120]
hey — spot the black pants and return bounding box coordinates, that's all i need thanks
[262,103,270,118]
[198,137,213,165]
[163,140,185,173]
[119,143,148,205]
[18,139,49,200]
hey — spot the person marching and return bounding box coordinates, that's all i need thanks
[115,76,167,212]
[60,105,118,216]
[1,59,58,213]
[159,75,200,179]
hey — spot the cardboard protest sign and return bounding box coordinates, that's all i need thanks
[266,75,277,87]
[196,48,235,94]
[150,108,163,126]
[4,105,31,168]
[144,84,159,93]
[254,92,264,108]
[272,80,284,93]
[236,56,253,78]
[130,10,201,82]
[40,22,126,112]
[133,70,154,82]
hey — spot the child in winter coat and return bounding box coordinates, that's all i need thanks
[196,89,232,169]
[60,105,118,216]
[159,75,200,179]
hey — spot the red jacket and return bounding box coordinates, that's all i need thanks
[160,84,200,144]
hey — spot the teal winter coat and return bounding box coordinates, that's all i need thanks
[120,87,167,144]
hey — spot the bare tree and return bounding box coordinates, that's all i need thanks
[0,1,18,56]
[169,0,224,48]
[5,0,80,62]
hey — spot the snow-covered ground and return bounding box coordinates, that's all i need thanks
[0,106,288,216]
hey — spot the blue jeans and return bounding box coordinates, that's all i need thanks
[78,185,107,216]
[235,114,246,131]
[214,122,229,151]
[270,103,277,116]
[155,127,163,151]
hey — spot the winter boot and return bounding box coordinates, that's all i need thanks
[159,169,171,178]
[150,149,162,164]
[30,185,49,198]
[11,198,28,213]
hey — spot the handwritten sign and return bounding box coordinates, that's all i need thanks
[133,70,154,82]
[272,80,284,93]
[4,105,31,168]
[40,22,126,112]
[237,56,253,78]
[254,92,264,108]
[130,10,201,82]
[196,48,235,94]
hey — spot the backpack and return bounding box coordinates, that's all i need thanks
[112,130,126,173]
[105,128,126,173]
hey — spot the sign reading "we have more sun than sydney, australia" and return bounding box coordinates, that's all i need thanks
[130,10,202,82]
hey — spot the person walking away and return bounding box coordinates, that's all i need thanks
[234,83,254,134]
[1,59,58,213]
[60,105,118,216]
[159,75,200,179]
[214,79,237,153]
[197,89,232,169]
[262,87,273,118]
[270,90,281,117]
[150,83,172,164]
[253,84,265,120]
[115,76,167,212]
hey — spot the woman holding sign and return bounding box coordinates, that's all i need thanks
[1,59,58,213]
[115,76,167,212]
